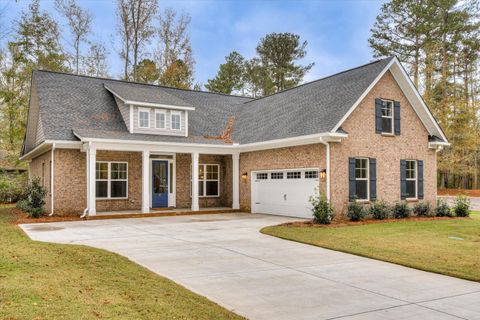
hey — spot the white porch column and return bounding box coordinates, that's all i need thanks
[191,152,199,211]
[87,145,96,216]
[232,153,240,209]
[142,150,150,213]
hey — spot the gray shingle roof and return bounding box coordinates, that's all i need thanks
[27,57,395,153]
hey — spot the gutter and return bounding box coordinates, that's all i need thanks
[319,138,331,201]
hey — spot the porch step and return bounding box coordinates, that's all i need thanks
[87,209,243,221]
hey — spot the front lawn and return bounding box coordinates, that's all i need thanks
[262,212,480,282]
[0,208,243,320]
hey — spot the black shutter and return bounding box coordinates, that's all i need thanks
[418,160,424,199]
[349,158,356,201]
[400,160,407,200]
[369,158,377,201]
[375,98,382,134]
[394,101,401,135]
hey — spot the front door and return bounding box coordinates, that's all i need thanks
[152,160,168,208]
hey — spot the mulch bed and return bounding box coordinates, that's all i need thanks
[278,216,471,228]
[438,189,480,197]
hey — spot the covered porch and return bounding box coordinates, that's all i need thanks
[83,141,240,216]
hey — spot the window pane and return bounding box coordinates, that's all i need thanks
[111,163,127,180]
[271,172,283,179]
[355,180,368,200]
[305,171,318,179]
[172,114,181,130]
[406,181,416,198]
[287,171,301,179]
[111,181,127,198]
[206,165,218,179]
[381,101,392,116]
[96,181,108,198]
[206,181,219,196]
[156,112,165,128]
[355,159,367,179]
[199,181,204,196]
[257,173,268,179]
[198,165,204,180]
[382,117,392,133]
[96,162,108,179]
[139,111,149,127]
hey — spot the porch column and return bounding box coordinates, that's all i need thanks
[232,153,240,209]
[191,152,199,211]
[142,150,150,213]
[87,146,96,215]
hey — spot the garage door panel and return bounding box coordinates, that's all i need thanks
[252,169,319,219]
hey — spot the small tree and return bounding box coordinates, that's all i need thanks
[413,201,431,217]
[16,177,47,218]
[453,195,470,217]
[369,200,390,220]
[393,201,411,219]
[435,199,452,217]
[346,200,367,221]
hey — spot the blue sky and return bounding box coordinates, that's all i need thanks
[1,0,385,86]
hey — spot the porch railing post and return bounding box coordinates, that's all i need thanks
[142,150,150,213]
[191,152,199,211]
[232,153,240,210]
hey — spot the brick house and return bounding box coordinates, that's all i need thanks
[20,57,449,218]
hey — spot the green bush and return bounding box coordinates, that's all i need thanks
[393,201,411,218]
[0,172,27,203]
[369,200,390,220]
[453,195,470,217]
[346,200,367,221]
[413,201,431,217]
[16,177,47,218]
[435,199,452,217]
[310,193,335,224]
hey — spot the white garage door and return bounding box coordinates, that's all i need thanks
[251,169,319,219]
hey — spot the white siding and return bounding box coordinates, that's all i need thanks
[132,106,187,136]
[115,96,131,132]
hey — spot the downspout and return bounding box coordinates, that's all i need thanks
[48,143,55,216]
[319,138,331,201]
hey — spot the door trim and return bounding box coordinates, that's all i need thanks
[150,155,176,208]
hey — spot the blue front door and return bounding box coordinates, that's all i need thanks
[152,160,168,208]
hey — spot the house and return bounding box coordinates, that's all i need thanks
[20,57,449,218]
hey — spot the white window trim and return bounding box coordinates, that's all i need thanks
[191,164,220,198]
[171,111,182,131]
[155,109,166,129]
[96,161,128,200]
[381,99,394,135]
[138,107,150,129]
[405,160,418,200]
[355,157,370,201]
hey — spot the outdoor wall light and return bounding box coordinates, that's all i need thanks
[320,169,327,179]
[241,172,248,181]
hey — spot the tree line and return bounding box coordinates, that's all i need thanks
[369,0,480,189]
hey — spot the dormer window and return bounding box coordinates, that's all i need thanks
[155,110,166,129]
[139,108,150,128]
[381,100,394,134]
[171,111,181,130]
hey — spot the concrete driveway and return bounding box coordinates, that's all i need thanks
[21,213,480,320]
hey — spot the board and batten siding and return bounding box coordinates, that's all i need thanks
[132,106,187,136]
[115,96,131,132]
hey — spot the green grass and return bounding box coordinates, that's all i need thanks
[262,211,480,282]
[0,208,244,320]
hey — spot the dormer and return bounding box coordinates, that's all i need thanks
[104,83,194,137]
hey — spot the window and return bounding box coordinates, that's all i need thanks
[271,172,283,179]
[287,171,301,179]
[355,158,369,200]
[197,164,219,197]
[155,110,166,129]
[171,111,181,130]
[381,100,394,134]
[406,160,417,199]
[96,162,128,199]
[305,171,319,179]
[138,108,150,128]
[41,162,45,187]
[256,173,268,180]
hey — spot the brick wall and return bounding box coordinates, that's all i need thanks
[29,150,52,213]
[329,70,437,214]
[239,144,327,212]
[176,153,233,209]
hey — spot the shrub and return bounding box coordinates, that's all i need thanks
[0,172,27,203]
[435,199,452,217]
[393,201,411,218]
[369,200,390,220]
[16,177,47,218]
[413,201,431,217]
[346,200,367,221]
[453,195,470,217]
[310,193,335,224]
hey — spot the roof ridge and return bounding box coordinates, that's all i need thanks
[33,69,253,100]
[242,56,395,105]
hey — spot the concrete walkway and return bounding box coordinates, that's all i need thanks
[20,213,480,320]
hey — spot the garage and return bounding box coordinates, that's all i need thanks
[251,169,320,218]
